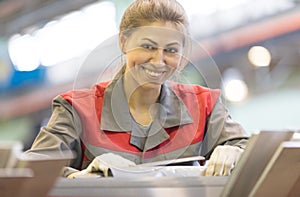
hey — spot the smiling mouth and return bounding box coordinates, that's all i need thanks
[144,68,164,77]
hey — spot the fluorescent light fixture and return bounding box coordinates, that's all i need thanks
[8,1,117,71]
[8,34,40,71]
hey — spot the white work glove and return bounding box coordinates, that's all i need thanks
[205,145,243,176]
[67,153,136,178]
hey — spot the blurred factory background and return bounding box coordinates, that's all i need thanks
[0,0,299,150]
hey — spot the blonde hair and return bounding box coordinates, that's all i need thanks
[120,0,189,35]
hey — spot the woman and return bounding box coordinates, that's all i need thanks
[27,0,248,177]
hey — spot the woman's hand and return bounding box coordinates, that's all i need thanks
[67,169,100,178]
[67,153,136,178]
[85,153,136,177]
[205,145,244,176]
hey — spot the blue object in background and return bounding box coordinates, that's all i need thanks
[9,65,47,90]
[0,38,47,95]
[0,64,47,95]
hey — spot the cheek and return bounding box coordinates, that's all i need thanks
[166,54,182,69]
[125,51,151,68]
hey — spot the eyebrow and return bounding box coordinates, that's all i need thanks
[141,38,181,47]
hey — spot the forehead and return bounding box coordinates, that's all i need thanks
[126,22,185,45]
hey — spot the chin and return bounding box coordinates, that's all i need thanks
[140,82,162,89]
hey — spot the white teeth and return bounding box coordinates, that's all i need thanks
[145,69,162,77]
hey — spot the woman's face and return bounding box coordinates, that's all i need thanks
[121,22,185,88]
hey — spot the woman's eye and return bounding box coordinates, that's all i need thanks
[165,47,178,54]
[142,44,155,50]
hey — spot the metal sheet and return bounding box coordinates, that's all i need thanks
[50,176,228,197]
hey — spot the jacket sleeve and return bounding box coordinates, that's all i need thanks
[200,98,249,159]
[25,95,83,177]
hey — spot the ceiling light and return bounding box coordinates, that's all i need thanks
[248,46,271,67]
[224,79,248,102]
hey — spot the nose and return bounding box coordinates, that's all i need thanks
[151,48,165,65]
